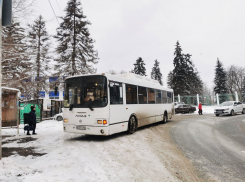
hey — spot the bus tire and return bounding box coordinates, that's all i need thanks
[57,116,63,121]
[163,112,168,123]
[128,115,137,134]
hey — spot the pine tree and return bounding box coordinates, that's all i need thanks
[172,41,187,95]
[242,76,245,102]
[151,59,163,85]
[171,41,203,96]
[132,57,147,76]
[213,58,228,103]
[184,54,203,95]
[27,15,52,98]
[167,71,173,89]
[55,0,98,76]
[2,20,31,91]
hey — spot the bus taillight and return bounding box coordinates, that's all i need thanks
[103,120,107,125]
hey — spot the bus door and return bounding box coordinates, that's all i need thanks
[109,82,127,124]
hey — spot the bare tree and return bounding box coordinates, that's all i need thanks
[12,0,37,21]
[226,65,245,100]
[203,82,211,96]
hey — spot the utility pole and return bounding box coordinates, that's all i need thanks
[0,0,12,160]
[0,0,3,160]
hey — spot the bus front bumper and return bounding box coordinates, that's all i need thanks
[63,124,109,136]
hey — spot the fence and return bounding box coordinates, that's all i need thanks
[174,92,245,106]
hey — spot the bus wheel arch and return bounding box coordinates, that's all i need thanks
[128,114,138,134]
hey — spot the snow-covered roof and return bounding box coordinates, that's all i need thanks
[1,87,20,92]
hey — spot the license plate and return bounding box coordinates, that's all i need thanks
[76,126,86,130]
[217,111,223,114]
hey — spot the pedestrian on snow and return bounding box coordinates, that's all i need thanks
[198,102,203,115]
[27,106,37,135]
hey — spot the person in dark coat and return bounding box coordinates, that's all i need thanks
[27,106,37,135]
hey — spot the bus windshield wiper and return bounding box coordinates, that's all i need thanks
[88,101,94,111]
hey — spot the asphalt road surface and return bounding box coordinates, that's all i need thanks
[171,114,245,182]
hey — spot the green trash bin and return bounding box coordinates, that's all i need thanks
[20,103,41,124]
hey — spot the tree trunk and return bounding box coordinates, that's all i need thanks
[72,3,76,76]
[36,22,41,99]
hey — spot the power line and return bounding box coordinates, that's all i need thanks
[47,0,59,25]
[56,0,63,16]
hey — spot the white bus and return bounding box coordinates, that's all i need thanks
[63,73,174,135]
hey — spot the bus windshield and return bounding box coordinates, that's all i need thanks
[64,76,108,108]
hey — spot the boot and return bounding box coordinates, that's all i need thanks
[27,132,31,135]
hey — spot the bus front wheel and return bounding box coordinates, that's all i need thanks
[128,116,137,134]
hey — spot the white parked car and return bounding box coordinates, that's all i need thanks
[53,112,63,121]
[174,102,185,108]
[214,101,245,116]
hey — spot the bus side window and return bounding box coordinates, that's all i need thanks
[162,91,167,103]
[126,84,137,104]
[167,92,172,103]
[156,90,161,104]
[110,81,123,104]
[138,86,147,104]
[148,88,155,104]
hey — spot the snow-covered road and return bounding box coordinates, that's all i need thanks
[1,106,219,181]
[1,119,187,182]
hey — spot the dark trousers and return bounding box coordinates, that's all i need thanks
[199,109,203,115]
[27,123,36,134]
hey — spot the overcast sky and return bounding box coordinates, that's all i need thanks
[31,0,245,89]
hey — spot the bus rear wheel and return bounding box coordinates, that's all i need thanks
[128,116,137,134]
[163,113,167,123]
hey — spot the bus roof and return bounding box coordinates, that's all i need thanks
[66,73,173,92]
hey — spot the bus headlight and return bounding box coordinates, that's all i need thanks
[103,120,107,125]
[64,119,68,123]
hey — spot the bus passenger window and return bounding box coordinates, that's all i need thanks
[110,82,123,104]
[156,90,161,103]
[148,88,155,104]
[138,86,147,104]
[126,84,137,104]
[167,92,172,103]
[162,91,167,103]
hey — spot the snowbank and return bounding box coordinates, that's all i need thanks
[1,120,176,182]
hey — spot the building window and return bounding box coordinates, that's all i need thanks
[148,88,155,104]
[156,90,161,104]
[110,82,123,104]
[126,84,137,104]
[138,86,147,104]
[162,91,167,103]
